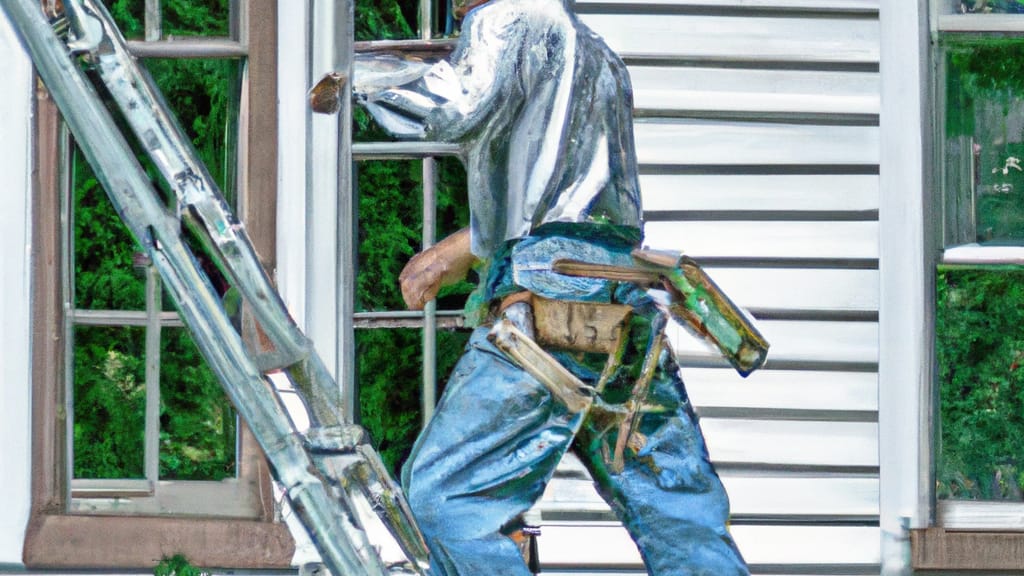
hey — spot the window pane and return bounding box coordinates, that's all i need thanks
[956,1,1024,13]
[356,159,422,313]
[357,328,423,474]
[937,266,1024,501]
[73,151,147,311]
[159,328,237,480]
[355,327,470,475]
[105,0,146,40]
[355,0,416,41]
[104,0,233,39]
[145,58,241,206]
[161,0,231,37]
[943,40,1024,245]
[73,325,146,479]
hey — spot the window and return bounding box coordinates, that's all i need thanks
[934,0,1024,518]
[26,1,292,568]
[67,56,245,513]
[915,0,1024,569]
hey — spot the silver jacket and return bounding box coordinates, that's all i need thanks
[354,0,643,258]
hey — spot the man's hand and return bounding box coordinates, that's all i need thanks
[399,248,450,310]
[399,228,477,310]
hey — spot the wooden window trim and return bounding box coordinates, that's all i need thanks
[913,528,1024,571]
[24,2,293,568]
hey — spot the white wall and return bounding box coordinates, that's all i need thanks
[0,9,35,569]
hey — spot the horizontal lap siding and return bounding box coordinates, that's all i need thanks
[585,14,878,63]
[634,121,879,167]
[537,523,880,570]
[534,1,881,573]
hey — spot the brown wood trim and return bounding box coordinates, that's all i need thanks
[31,80,66,516]
[913,527,1024,570]
[239,0,278,272]
[237,0,281,523]
[23,514,293,569]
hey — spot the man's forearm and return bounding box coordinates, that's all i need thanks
[399,228,480,310]
[431,227,477,286]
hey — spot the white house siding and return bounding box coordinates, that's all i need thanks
[0,10,35,569]
[534,1,882,572]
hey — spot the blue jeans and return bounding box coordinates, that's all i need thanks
[401,323,749,575]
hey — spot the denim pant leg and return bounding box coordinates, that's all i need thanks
[577,346,750,576]
[402,327,579,576]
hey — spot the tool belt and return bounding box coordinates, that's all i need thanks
[496,291,634,355]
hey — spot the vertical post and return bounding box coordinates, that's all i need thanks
[336,0,356,421]
[307,0,354,418]
[144,0,160,42]
[878,0,934,573]
[421,158,437,427]
[60,127,74,502]
[144,266,162,485]
[419,0,432,44]
[419,0,438,427]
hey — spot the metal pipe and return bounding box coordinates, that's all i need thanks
[144,265,162,485]
[333,0,358,423]
[354,37,455,55]
[419,0,437,427]
[421,158,437,427]
[144,0,160,42]
[60,123,75,500]
[419,0,432,41]
[126,38,247,58]
[353,141,461,159]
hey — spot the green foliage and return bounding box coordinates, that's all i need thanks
[356,0,416,41]
[104,0,229,38]
[943,40,1024,137]
[159,329,237,480]
[943,39,1024,243]
[73,326,147,478]
[154,554,209,576]
[73,172,146,310]
[937,267,1024,500]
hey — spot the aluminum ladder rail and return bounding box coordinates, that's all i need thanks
[2,1,430,574]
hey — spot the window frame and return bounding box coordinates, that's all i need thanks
[910,1,1024,570]
[932,2,1024,529]
[24,0,292,568]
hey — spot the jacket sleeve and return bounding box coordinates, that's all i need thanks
[353,6,523,142]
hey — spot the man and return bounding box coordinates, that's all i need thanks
[351,0,750,573]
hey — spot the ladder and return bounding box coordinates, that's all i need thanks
[2,1,428,574]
